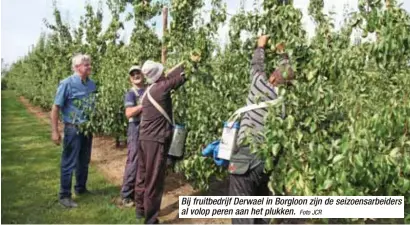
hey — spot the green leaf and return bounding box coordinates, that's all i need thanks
[307,71,315,81]
[297,130,303,144]
[389,147,400,158]
[403,179,410,193]
[271,144,281,156]
[354,154,364,167]
[323,179,333,190]
[332,154,344,164]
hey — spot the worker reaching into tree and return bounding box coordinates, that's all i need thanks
[120,65,146,207]
[135,59,191,224]
[228,35,295,224]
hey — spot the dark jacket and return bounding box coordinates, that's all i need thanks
[139,65,186,143]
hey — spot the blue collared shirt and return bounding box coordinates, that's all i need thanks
[54,74,97,124]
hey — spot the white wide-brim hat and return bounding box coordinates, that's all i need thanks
[142,60,164,84]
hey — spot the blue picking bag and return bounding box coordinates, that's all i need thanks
[202,140,219,157]
[202,140,229,167]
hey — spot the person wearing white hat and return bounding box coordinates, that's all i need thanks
[135,60,187,224]
[141,60,165,84]
[120,65,146,207]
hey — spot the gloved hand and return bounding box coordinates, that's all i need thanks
[202,140,229,167]
[202,140,220,157]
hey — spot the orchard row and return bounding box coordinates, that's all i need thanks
[4,0,409,223]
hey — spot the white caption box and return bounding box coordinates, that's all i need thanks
[178,196,404,218]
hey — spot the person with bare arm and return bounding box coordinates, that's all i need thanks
[120,65,146,207]
[51,53,97,208]
[228,35,295,224]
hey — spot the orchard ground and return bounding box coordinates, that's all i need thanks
[1,90,230,224]
[1,90,406,224]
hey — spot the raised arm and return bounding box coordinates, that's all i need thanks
[162,63,187,93]
[250,48,266,78]
[250,35,270,79]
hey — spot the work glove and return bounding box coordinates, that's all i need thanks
[202,140,229,167]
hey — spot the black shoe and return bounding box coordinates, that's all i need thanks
[59,197,78,208]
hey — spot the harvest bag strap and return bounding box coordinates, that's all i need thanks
[140,84,152,103]
[145,85,175,126]
[227,96,284,123]
[139,62,185,126]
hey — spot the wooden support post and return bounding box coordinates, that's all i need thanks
[162,7,168,64]
[385,0,390,8]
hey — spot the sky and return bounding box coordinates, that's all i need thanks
[1,0,410,66]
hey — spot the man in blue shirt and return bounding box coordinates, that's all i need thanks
[51,53,97,208]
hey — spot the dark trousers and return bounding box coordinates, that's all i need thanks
[59,125,93,199]
[229,164,272,224]
[120,123,140,200]
[135,139,170,224]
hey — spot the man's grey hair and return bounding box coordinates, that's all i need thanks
[72,53,91,71]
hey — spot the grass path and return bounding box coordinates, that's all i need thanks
[1,91,136,224]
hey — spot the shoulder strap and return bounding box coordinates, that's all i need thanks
[139,84,153,104]
[228,96,284,123]
[140,84,174,126]
[147,88,174,125]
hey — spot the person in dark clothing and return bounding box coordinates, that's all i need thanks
[135,60,188,224]
[120,65,146,207]
[228,35,295,224]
